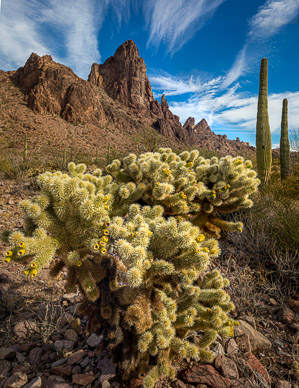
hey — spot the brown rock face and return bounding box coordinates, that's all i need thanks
[11,53,106,125]
[88,40,155,110]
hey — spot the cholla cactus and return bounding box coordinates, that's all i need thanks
[1,160,241,387]
[106,148,260,238]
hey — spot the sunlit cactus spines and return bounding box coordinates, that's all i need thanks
[280,98,290,180]
[106,148,260,239]
[256,57,272,186]
[1,157,245,387]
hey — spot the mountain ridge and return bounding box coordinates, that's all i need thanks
[0,40,255,168]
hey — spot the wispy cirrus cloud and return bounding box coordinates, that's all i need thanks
[0,0,131,79]
[143,0,226,55]
[248,0,298,41]
[222,0,299,89]
[150,72,222,97]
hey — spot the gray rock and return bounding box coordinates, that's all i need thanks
[97,357,116,383]
[23,376,42,388]
[62,340,74,352]
[0,348,16,360]
[29,348,42,365]
[51,358,67,368]
[13,320,38,339]
[3,370,28,388]
[64,329,77,343]
[211,342,225,358]
[214,355,239,379]
[80,356,90,368]
[53,341,64,352]
[101,381,111,388]
[239,315,256,329]
[234,320,272,352]
[86,333,103,348]
[225,339,238,355]
[67,349,86,365]
[16,353,26,363]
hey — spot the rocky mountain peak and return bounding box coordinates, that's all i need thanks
[11,53,105,125]
[88,40,155,110]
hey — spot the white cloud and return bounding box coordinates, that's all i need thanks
[221,0,299,89]
[39,0,102,79]
[149,73,222,97]
[143,0,226,55]
[0,0,132,79]
[248,0,299,40]
[166,88,299,137]
[0,0,49,70]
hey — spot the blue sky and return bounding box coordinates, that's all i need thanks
[0,0,298,148]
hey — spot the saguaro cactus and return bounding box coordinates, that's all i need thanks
[256,57,272,186]
[280,98,290,180]
[23,134,28,169]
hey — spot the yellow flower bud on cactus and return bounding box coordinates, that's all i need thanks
[104,206,109,210]
[103,236,108,242]
[196,234,205,242]
[17,249,25,256]
[24,270,30,276]
[229,326,234,337]
[6,251,13,257]
[103,229,109,235]
[148,231,153,236]
[207,308,211,312]
[135,232,139,236]
[94,244,100,250]
[203,247,209,253]
[76,261,82,267]
[227,184,231,188]
[103,196,109,201]
[188,169,192,172]
[19,242,25,248]
[234,321,240,326]
[156,182,160,186]
[101,248,107,254]
[186,162,193,167]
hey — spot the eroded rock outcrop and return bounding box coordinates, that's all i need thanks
[11,53,106,125]
[88,40,155,110]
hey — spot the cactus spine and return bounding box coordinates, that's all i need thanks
[280,98,290,180]
[256,57,272,186]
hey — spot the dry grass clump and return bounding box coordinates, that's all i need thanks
[221,157,299,295]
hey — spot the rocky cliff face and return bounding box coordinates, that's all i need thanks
[11,53,106,125]
[88,40,155,110]
[7,40,255,157]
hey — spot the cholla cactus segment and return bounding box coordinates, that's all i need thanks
[105,148,259,238]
